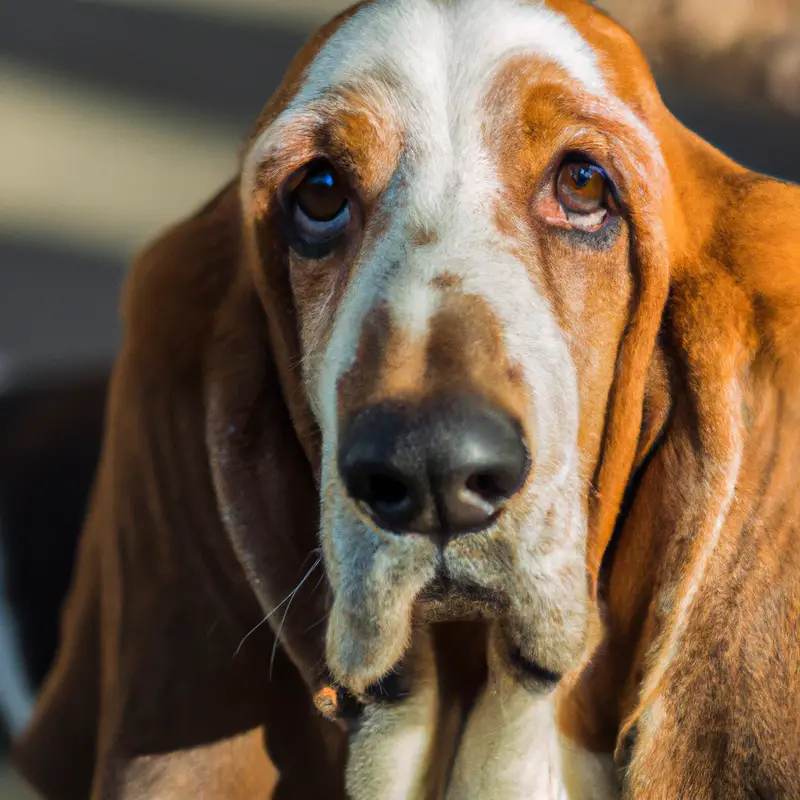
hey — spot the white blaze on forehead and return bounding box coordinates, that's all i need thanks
[247,0,606,187]
[242,0,610,475]
[289,0,605,113]
[274,0,605,426]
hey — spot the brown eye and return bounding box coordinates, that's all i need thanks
[288,161,352,253]
[294,163,349,221]
[556,161,613,218]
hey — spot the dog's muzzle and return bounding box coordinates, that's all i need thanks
[337,394,530,539]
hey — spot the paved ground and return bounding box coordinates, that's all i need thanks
[2,0,800,796]
[0,767,36,800]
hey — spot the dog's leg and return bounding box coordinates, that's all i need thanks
[446,624,618,800]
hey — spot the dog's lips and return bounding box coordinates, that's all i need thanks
[415,566,511,623]
[324,515,521,691]
[506,643,563,692]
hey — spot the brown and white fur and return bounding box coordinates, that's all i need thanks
[14,0,800,798]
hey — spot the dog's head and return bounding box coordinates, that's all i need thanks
[238,0,676,693]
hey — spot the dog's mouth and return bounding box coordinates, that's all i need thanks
[415,568,510,624]
[417,572,563,687]
[324,500,588,694]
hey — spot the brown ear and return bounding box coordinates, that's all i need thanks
[558,109,800,796]
[577,116,800,791]
[202,186,348,789]
[15,180,344,799]
[611,172,800,792]
[204,267,331,686]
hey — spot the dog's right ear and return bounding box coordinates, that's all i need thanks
[203,226,331,685]
[123,174,330,683]
[201,180,349,788]
[14,178,345,799]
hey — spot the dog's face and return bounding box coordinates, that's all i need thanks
[243,0,669,692]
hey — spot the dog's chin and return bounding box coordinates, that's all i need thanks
[326,572,577,701]
[323,506,590,695]
[326,585,587,700]
[325,564,514,694]
[416,578,583,694]
[415,573,510,624]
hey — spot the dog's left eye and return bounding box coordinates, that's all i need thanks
[289,161,351,248]
[555,161,616,230]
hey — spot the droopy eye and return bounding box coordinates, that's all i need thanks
[288,160,351,250]
[555,161,616,229]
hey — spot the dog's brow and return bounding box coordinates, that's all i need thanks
[245,0,611,187]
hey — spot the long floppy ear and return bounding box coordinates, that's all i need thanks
[567,99,800,792]
[204,260,332,687]
[611,164,800,795]
[14,180,345,799]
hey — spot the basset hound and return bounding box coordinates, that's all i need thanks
[14,0,800,797]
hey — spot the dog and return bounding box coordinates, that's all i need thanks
[14,0,800,797]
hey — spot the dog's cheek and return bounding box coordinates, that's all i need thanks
[506,498,593,679]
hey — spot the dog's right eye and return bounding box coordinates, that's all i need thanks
[288,161,352,252]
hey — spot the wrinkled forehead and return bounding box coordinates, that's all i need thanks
[245,0,611,190]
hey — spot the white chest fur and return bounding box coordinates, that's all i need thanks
[344,626,619,800]
[447,671,618,799]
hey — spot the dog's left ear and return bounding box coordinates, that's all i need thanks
[565,83,800,790]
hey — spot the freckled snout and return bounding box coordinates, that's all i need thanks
[338,395,530,538]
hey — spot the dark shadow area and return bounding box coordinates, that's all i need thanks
[0,370,110,689]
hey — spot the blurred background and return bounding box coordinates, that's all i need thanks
[1,0,798,796]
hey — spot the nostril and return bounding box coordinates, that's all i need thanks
[363,471,411,511]
[343,464,416,522]
[466,471,507,503]
[465,468,521,505]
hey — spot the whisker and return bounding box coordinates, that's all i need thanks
[234,557,321,658]
[303,612,329,635]
[270,557,322,678]
[308,567,327,596]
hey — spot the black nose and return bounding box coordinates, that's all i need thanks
[338,396,530,537]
